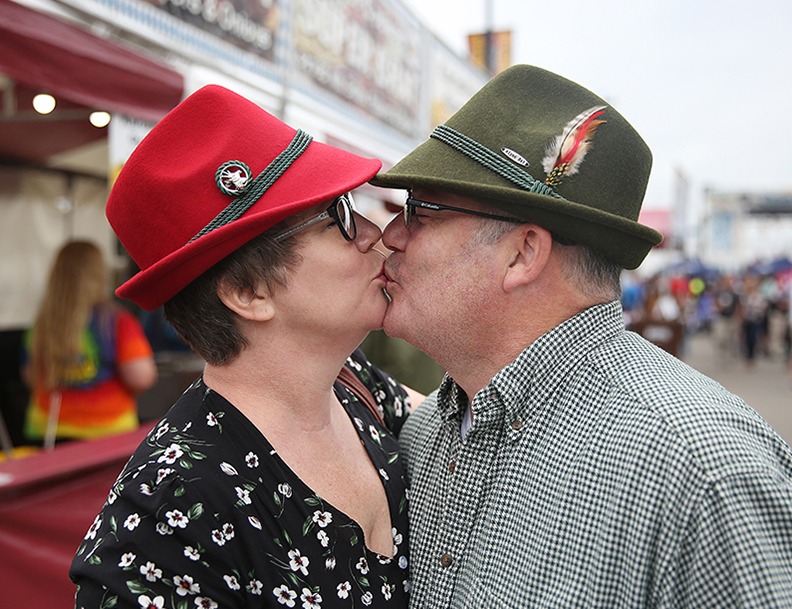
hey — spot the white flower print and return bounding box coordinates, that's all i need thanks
[398,555,408,570]
[356,557,369,575]
[312,510,332,528]
[346,357,362,371]
[288,549,310,576]
[154,423,168,440]
[174,574,200,596]
[375,389,387,403]
[139,483,153,496]
[194,597,218,609]
[184,546,200,561]
[206,412,218,426]
[361,591,373,606]
[273,585,297,607]
[337,582,351,599]
[325,556,336,570]
[183,421,192,432]
[118,552,136,567]
[235,486,251,505]
[85,515,101,540]
[107,489,118,504]
[249,515,262,530]
[140,562,162,582]
[224,575,240,591]
[354,417,365,432]
[394,397,404,417]
[377,555,392,565]
[222,523,234,540]
[156,468,174,484]
[369,425,379,441]
[138,594,165,609]
[382,583,393,600]
[123,513,140,531]
[158,443,183,465]
[245,452,259,468]
[403,579,411,593]
[166,509,189,529]
[156,522,173,536]
[300,588,322,609]
[211,529,226,546]
[278,483,292,498]
[392,527,403,548]
[317,530,330,548]
[248,580,264,595]
[379,468,389,481]
[387,376,396,387]
[220,462,238,476]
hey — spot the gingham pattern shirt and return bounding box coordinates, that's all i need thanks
[400,301,792,608]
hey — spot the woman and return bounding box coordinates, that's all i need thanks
[70,86,418,608]
[23,240,157,444]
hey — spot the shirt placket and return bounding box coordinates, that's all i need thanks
[429,392,504,607]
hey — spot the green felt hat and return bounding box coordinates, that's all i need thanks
[370,64,663,269]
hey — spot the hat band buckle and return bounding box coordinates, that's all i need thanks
[190,129,314,243]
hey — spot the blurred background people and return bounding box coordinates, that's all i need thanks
[21,240,157,446]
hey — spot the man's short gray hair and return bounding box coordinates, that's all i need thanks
[471,215,622,303]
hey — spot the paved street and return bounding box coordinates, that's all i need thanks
[679,330,792,446]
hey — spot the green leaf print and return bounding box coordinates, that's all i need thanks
[187,502,204,520]
[126,579,150,595]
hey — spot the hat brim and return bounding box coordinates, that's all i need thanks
[370,137,662,270]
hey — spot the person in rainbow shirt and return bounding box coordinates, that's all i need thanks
[22,240,157,443]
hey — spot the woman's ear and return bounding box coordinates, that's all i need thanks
[217,279,275,322]
[502,224,554,293]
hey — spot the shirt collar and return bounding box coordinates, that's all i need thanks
[436,301,626,425]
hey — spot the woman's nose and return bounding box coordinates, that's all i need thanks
[353,212,383,251]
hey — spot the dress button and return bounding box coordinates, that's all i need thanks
[511,418,523,431]
[440,553,453,568]
[449,460,456,473]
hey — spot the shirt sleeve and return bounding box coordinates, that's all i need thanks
[115,309,155,364]
[347,348,411,437]
[671,469,792,606]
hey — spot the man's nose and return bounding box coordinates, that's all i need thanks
[382,215,407,252]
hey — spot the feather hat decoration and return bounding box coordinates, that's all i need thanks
[542,105,606,186]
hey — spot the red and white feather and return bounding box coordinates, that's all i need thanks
[542,105,607,186]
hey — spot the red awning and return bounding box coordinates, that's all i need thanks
[0,0,183,123]
[0,422,157,608]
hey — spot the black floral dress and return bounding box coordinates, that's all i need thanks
[71,350,411,609]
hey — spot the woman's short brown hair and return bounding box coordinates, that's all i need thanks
[164,226,302,365]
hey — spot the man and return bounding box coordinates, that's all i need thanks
[372,65,792,607]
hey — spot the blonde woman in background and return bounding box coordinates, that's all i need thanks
[22,240,157,444]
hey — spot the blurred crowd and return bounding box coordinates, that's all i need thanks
[622,259,792,370]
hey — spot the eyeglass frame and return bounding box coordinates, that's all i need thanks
[403,191,576,246]
[273,193,357,242]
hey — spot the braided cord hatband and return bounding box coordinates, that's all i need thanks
[190,129,314,243]
[430,125,564,200]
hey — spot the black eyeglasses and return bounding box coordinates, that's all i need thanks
[403,192,523,228]
[403,191,576,246]
[274,193,357,242]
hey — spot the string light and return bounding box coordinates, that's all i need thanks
[89,111,111,128]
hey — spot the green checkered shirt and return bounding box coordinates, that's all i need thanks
[400,302,792,607]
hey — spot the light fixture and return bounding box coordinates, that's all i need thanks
[32,93,56,114]
[89,111,111,128]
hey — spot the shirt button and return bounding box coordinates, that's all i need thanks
[440,553,453,568]
[511,419,523,431]
[449,460,456,473]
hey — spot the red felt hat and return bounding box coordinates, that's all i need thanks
[108,85,382,310]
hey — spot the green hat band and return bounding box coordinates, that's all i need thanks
[431,124,563,201]
[191,129,313,243]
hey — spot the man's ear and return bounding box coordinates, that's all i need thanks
[217,279,275,322]
[503,224,554,293]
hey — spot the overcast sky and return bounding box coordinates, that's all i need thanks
[400,0,792,214]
